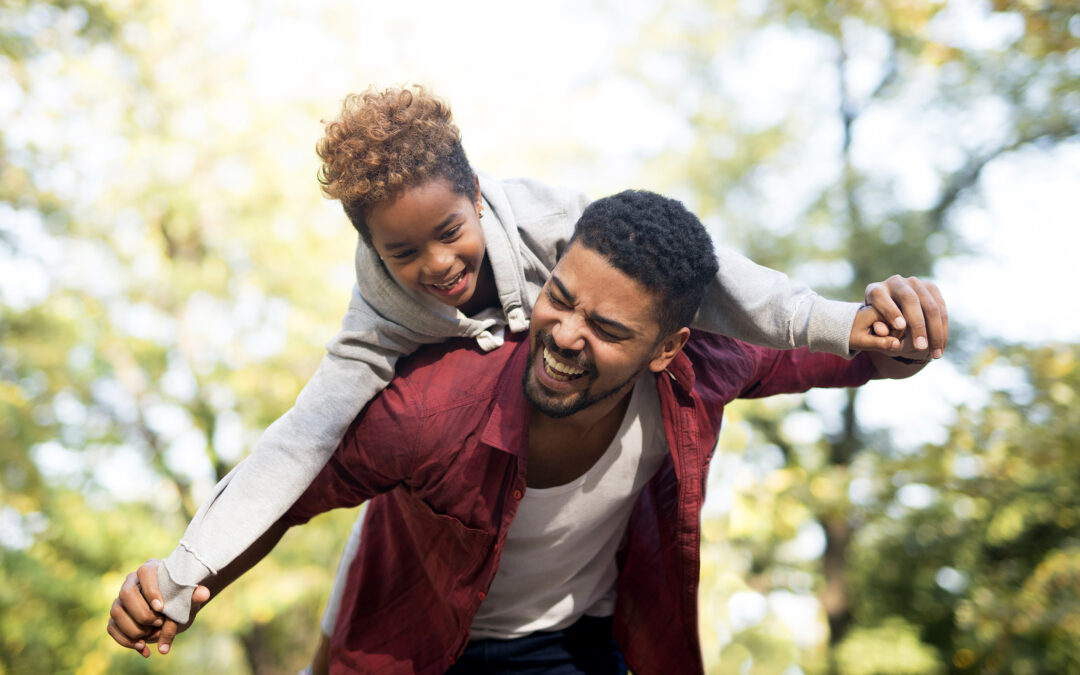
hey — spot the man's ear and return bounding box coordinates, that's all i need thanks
[648,327,691,373]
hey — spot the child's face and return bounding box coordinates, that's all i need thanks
[366,178,486,309]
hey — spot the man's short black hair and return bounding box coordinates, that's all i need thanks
[570,190,718,338]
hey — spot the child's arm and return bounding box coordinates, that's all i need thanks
[692,252,861,356]
[490,173,910,358]
[155,284,437,625]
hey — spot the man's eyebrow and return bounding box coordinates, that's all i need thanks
[383,213,459,250]
[550,273,634,336]
[550,274,576,304]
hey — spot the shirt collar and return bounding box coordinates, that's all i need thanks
[480,334,532,458]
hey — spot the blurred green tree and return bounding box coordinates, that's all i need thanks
[847,344,1080,673]
[1,1,359,672]
[609,0,1079,670]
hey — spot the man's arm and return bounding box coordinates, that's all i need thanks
[107,374,424,657]
[737,276,946,396]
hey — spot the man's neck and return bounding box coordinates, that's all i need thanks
[525,381,637,489]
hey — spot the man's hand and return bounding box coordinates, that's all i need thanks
[106,560,210,657]
[850,275,948,358]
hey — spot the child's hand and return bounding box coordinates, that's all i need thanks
[850,275,948,358]
[106,559,210,657]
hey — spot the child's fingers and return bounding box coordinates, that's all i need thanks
[156,619,180,655]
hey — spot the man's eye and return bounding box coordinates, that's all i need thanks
[547,292,569,309]
[592,324,621,341]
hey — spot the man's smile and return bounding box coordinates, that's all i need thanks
[542,346,587,382]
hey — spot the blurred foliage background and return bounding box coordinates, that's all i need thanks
[1,0,1077,673]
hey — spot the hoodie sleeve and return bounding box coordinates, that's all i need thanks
[157,284,430,624]
[692,250,861,357]
[493,173,860,357]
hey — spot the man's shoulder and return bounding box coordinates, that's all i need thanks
[681,331,760,396]
[387,333,525,415]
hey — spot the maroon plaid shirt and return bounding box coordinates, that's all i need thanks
[283,331,876,674]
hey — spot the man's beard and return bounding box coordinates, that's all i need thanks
[523,331,645,419]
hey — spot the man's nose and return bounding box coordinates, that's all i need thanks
[551,314,586,353]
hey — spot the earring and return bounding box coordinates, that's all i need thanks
[477,203,484,218]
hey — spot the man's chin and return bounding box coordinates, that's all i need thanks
[523,376,586,419]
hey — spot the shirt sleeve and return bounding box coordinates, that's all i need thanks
[282,380,422,526]
[738,344,878,399]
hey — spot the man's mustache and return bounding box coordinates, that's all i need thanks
[538,331,593,373]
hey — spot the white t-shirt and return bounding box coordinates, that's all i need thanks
[469,374,668,640]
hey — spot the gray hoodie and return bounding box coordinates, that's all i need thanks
[158,173,859,623]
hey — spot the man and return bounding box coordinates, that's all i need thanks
[108,190,944,674]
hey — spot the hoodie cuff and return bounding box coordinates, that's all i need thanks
[799,297,862,358]
[159,544,213,624]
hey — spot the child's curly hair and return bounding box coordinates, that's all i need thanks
[316,85,477,244]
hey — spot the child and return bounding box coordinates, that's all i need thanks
[124,85,924,652]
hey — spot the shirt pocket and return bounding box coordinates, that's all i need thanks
[401,496,494,575]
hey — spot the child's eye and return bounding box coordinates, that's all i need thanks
[390,249,417,261]
[440,225,463,242]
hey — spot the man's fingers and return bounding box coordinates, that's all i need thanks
[913,281,945,358]
[887,277,928,353]
[106,618,151,658]
[865,282,906,331]
[926,281,949,357]
[109,597,157,642]
[117,570,159,626]
[136,559,165,613]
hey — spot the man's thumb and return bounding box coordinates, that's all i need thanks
[191,585,211,610]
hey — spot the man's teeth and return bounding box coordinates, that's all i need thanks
[543,347,585,381]
[433,271,464,290]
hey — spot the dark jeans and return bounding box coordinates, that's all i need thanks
[444,615,628,675]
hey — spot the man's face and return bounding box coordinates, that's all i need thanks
[524,243,675,419]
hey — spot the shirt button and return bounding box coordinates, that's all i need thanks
[448,656,456,665]
[478,591,486,601]
[513,489,523,500]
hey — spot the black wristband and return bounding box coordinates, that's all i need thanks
[890,355,931,365]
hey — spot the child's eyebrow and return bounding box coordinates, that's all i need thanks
[383,213,460,250]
